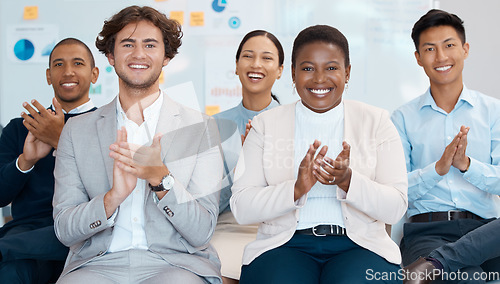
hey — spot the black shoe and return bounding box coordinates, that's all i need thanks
[403,257,441,284]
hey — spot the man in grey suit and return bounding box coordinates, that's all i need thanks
[52,6,223,284]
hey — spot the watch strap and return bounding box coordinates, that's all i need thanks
[149,173,172,192]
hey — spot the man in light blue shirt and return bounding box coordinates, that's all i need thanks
[391,9,500,283]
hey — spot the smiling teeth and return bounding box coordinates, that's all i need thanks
[130,64,148,69]
[435,65,451,71]
[62,83,77,87]
[310,89,330,94]
[248,73,264,79]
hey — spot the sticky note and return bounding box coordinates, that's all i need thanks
[159,71,165,84]
[155,0,167,2]
[24,6,38,20]
[190,12,205,27]
[205,105,220,116]
[170,11,184,25]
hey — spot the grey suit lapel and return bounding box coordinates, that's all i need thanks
[96,98,118,188]
[156,94,181,161]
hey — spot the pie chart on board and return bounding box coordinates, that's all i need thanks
[14,39,35,61]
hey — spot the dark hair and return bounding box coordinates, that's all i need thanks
[412,9,466,53]
[236,30,284,104]
[49,38,95,69]
[292,25,350,68]
[235,30,284,67]
[95,6,182,59]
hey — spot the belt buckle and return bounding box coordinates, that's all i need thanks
[447,210,461,221]
[312,226,327,237]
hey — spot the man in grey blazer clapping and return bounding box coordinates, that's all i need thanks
[52,6,223,284]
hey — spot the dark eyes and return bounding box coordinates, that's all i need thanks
[301,66,338,71]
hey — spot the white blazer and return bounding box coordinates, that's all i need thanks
[230,100,408,265]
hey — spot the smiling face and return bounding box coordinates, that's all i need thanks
[107,20,170,93]
[46,43,99,111]
[235,35,283,97]
[292,41,350,113]
[415,25,469,89]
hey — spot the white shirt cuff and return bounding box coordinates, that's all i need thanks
[16,157,34,173]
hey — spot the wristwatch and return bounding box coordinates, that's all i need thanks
[149,172,175,192]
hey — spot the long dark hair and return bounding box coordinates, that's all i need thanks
[236,30,284,104]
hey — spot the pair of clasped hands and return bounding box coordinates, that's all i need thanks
[19,98,65,171]
[240,119,351,203]
[435,125,471,176]
[108,127,169,207]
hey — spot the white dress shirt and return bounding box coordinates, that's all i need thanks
[108,92,163,253]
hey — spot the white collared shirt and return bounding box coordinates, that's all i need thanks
[63,99,95,114]
[108,91,163,253]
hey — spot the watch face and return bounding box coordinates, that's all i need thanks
[163,174,175,189]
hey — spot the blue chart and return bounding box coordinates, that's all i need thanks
[14,39,35,61]
[212,0,227,13]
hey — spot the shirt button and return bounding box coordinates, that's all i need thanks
[447,136,452,140]
[133,217,138,222]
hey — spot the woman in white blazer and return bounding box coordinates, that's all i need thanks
[230,25,408,284]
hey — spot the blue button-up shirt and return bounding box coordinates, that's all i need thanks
[391,85,500,218]
[214,100,279,213]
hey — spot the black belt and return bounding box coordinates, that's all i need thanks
[295,225,346,236]
[409,211,484,223]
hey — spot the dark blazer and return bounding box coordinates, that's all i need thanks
[0,109,95,269]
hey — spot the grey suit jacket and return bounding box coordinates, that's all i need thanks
[53,94,223,283]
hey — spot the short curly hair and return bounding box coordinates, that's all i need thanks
[96,6,182,59]
[292,25,350,68]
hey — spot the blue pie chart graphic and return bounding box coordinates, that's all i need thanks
[14,39,35,61]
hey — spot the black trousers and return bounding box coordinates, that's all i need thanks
[401,218,500,284]
[0,220,68,284]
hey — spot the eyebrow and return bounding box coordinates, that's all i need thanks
[242,50,275,55]
[299,60,340,66]
[422,37,456,46]
[119,38,159,44]
[52,57,85,64]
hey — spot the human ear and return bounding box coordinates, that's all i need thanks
[46,68,52,85]
[107,53,115,66]
[91,67,100,84]
[277,65,284,80]
[414,51,423,67]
